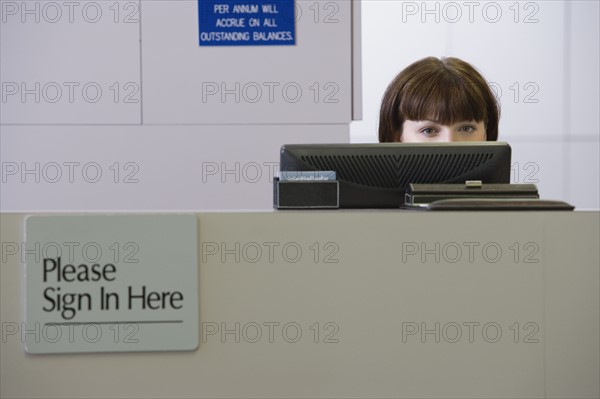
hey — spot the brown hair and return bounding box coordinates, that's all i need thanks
[378,57,500,142]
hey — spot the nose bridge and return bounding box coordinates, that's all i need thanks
[441,126,455,141]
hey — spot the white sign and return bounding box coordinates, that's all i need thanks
[24,214,199,353]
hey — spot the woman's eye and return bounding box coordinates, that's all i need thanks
[459,125,476,133]
[420,128,437,136]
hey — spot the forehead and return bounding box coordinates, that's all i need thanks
[406,119,483,124]
[397,71,490,125]
[399,91,486,125]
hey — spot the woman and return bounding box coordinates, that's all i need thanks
[378,57,500,143]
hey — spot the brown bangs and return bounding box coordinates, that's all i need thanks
[398,73,487,126]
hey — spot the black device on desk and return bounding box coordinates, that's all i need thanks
[275,142,512,208]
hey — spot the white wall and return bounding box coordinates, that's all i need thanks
[351,0,600,209]
[0,0,356,211]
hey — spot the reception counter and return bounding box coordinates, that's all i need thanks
[1,211,599,398]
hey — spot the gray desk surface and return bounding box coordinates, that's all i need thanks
[1,211,599,398]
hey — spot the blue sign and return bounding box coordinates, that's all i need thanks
[199,0,296,46]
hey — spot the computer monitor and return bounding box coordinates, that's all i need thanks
[279,142,512,208]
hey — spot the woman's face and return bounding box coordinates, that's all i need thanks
[400,120,487,142]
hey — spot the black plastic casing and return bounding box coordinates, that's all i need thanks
[279,142,512,208]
